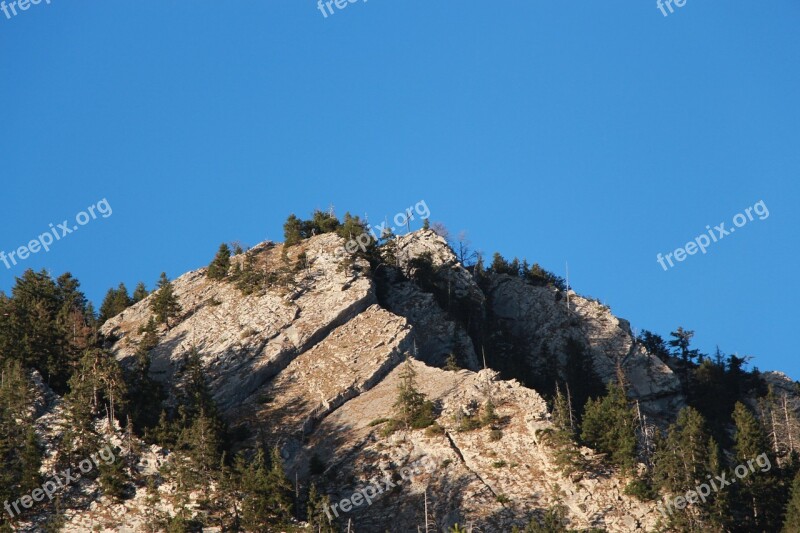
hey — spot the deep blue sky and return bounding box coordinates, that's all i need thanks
[1,2,798,378]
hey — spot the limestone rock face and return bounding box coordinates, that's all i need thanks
[39,228,788,532]
[306,361,663,531]
[102,233,376,413]
[485,274,684,419]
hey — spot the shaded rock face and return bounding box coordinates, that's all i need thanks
[307,361,662,532]
[485,274,684,419]
[102,233,376,413]
[90,229,694,531]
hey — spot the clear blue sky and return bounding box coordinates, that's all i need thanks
[1,2,798,378]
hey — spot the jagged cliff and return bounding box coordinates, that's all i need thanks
[16,229,796,532]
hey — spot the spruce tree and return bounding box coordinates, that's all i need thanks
[307,483,337,532]
[394,357,435,430]
[581,382,638,473]
[283,214,304,246]
[207,243,232,280]
[266,446,294,518]
[783,469,800,532]
[732,401,782,530]
[132,282,149,303]
[150,273,182,329]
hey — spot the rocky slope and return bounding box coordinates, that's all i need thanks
[75,230,685,531]
[18,228,789,532]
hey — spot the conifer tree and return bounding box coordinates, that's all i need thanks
[132,282,149,303]
[207,243,232,280]
[581,382,638,473]
[237,446,293,530]
[283,214,304,246]
[783,469,800,532]
[266,446,294,517]
[731,401,782,530]
[150,273,182,329]
[394,357,435,430]
[669,327,701,365]
[307,483,337,532]
[98,444,128,500]
[99,283,133,323]
[127,317,164,433]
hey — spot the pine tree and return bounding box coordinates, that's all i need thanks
[283,214,304,246]
[731,401,782,530]
[394,357,435,430]
[132,282,149,303]
[237,447,293,531]
[99,283,133,323]
[98,444,128,500]
[381,227,398,266]
[669,327,701,365]
[581,382,638,473]
[307,483,337,532]
[652,407,716,530]
[150,273,182,329]
[127,317,164,433]
[783,469,800,532]
[266,446,294,518]
[207,243,232,280]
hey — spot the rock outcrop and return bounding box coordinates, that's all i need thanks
[19,227,784,532]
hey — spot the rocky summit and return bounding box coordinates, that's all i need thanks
[5,228,799,532]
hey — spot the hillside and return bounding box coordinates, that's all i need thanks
[2,225,798,532]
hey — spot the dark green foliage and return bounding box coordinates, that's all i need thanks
[284,209,341,247]
[98,445,128,500]
[637,330,670,361]
[132,282,149,303]
[309,209,340,235]
[511,504,572,532]
[283,214,304,246]
[783,469,800,532]
[0,361,43,526]
[0,269,94,392]
[562,339,604,422]
[150,273,182,328]
[307,483,337,532]
[624,476,658,501]
[444,353,460,371]
[488,252,566,290]
[235,446,294,531]
[207,243,232,280]
[99,282,133,323]
[394,357,436,430]
[651,408,721,530]
[232,249,270,295]
[336,212,367,241]
[669,327,701,364]
[127,317,166,434]
[62,348,128,467]
[730,402,784,531]
[688,347,766,446]
[581,382,638,473]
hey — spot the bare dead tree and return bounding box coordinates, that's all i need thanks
[431,222,450,241]
[455,231,478,266]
